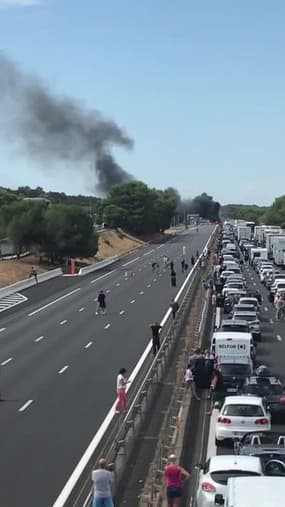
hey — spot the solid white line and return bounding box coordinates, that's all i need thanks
[79,307,85,312]
[0,328,6,333]
[52,226,217,507]
[130,299,136,304]
[1,357,12,366]
[143,249,154,256]
[122,257,140,267]
[28,288,81,317]
[277,335,282,342]
[59,365,69,374]
[264,306,268,311]
[85,342,93,349]
[139,291,144,295]
[60,320,67,325]
[119,310,125,315]
[35,336,44,343]
[104,323,111,329]
[90,270,116,284]
[18,400,33,412]
[206,410,219,459]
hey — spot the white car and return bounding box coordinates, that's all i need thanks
[215,396,271,446]
[196,455,263,507]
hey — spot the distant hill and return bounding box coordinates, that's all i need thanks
[0,185,101,208]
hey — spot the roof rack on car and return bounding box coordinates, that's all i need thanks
[277,436,285,447]
[251,435,261,446]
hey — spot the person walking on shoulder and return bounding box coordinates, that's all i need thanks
[115,368,129,413]
[150,321,162,355]
[185,364,200,401]
[29,267,38,284]
[164,454,191,507]
[96,290,106,315]
[170,299,179,319]
[91,458,114,507]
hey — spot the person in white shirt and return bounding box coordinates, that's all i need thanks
[185,364,200,400]
[91,458,113,507]
[115,368,129,413]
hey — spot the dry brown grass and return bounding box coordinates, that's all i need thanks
[95,229,144,260]
[0,256,47,288]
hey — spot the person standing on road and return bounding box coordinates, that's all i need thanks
[185,364,200,401]
[170,270,177,287]
[181,259,185,273]
[207,368,224,415]
[170,299,179,319]
[115,368,129,413]
[276,297,285,321]
[29,267,38,284]
[191,255,195,267]
[150,321,162,355]
[96,290,106,315]
[91,458,114,507]
[164,454,191,507]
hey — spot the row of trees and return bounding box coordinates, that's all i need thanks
[0,199,98,261]
[221,196,285,228]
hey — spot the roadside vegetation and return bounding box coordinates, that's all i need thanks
[221,196,285,227]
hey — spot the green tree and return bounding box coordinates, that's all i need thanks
[262,196,285,226]
[103,204,128,228]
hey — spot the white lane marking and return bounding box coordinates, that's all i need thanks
[143,249,154,256]
[105,323,111,329]
[1,357,12,366]
[79,307,85,312]
[277,335,282,342]
[106,289,111,294]
[139,291,144,295]
[270,318,274,324]
[264,306,268,311]
[130,299,136,304]
[18,400,33,412]
[59,365,69,374]
[122,257,140,267]
[158,273,162,277]
[147,284,151,288]
[28,288,81,317]
[52,226,217,507]
[35,336,44,343]
[206,409,219,459]
[85,341,93,349]
[90,270,116,284]
[153,278,157,282]
[138,268,142,271]
[156,245,163,249]
[116,283,120,287]
[119,310,125,315]
[60,320,67,325]
[253,282,257,285]
[0,328,6,333]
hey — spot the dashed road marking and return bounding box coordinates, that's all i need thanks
[277,335,282,342]
[119,310,125,315]
[130,299,136,304]
[105,323,111,329]
[116,283,120,287]
[106,289,111,294]
[59,365,69,374]
[35,336,44,343]
[143,249,154,256]
[1,357,12,366]
[18,400,33,412]
[90,270,116,284]
[60,320,67,325]
[123,257,140,267]
[153,278,157,282]
[264,307,268,311]
[139,291,144,295]
[79,307,85,312]
[253,282,257,285]
[0,328,6,333]
[85,341,93,349]
[28,288,81,317]
[147,284,151,288]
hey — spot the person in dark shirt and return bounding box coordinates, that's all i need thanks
[181,259,186,273]
[170,299,179,319]
[96,290,106,315]
[170,270,177,287]
[150,322,162,355]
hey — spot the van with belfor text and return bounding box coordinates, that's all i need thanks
[214,475,284,507]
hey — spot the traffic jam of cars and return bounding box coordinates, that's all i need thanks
[195,221,285,507]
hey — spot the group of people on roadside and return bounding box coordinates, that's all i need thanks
[275,292,285,321]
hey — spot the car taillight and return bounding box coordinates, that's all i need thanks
[279,396,285,404]
[218,417,231,424]
[255,418,269,425]
[201,482,216,492]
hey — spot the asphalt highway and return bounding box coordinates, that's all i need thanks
[0,225,214,507]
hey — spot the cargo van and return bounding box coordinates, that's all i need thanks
[211,332,254,359]
[215,476,285,507]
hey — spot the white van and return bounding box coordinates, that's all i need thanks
[211,332,254,359]
[215,476,285,507]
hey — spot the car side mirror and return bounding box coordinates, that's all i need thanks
[194,463,204,470]
[215,494,225,505]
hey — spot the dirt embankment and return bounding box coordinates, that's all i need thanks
[0,229,145,287]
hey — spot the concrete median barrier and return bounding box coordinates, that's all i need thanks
[78,256,120,275]
[0,268,63,299]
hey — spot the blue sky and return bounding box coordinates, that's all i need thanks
[0,0,284,205]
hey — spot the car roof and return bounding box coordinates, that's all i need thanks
[221,319,249,326]
[214,331,252,339]
[224,395,263,405]
[233,311,257,316]
[239,297,258,302]
[208,455,262,472]
[246,376,282,386]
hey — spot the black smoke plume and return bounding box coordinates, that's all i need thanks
[0,53,134,193]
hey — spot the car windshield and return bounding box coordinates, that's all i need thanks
[220,364,251,376]
[210,470,261,485]
[244,384,283,396]
[234,314,257,322]
[223,404,264,417]
[221,324,249,332]
[241,300,257,307]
